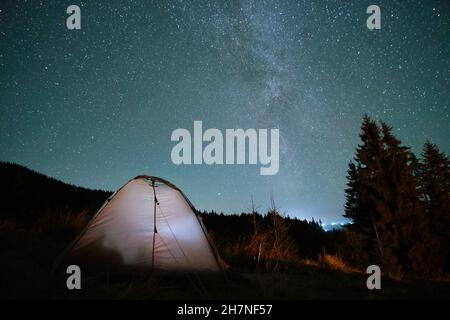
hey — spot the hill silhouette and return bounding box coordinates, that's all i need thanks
[0,162,111,224]
[0,161,329,258]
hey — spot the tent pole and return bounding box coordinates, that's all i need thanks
[151,179,157,270]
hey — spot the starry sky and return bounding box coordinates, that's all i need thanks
[1,0,449,223]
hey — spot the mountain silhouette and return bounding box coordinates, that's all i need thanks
[0,162,111,224]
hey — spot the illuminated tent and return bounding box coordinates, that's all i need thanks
[60,176,225,273]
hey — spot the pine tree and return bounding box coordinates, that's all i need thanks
[418,142,450,271]
[344,161,361,224]
[344,116,396,273]
[344,116,441,278]
[344,115,383,236]
[379,123,439,277]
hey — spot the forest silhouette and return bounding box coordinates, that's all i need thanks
[0,116,449,298]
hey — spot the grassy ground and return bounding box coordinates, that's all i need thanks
[1,220,450,300]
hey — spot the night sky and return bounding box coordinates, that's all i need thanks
[1,0,449,224]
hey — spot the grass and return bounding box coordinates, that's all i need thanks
[1,209,450,299]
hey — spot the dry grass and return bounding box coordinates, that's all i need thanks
[317,254,361,274]
[34,208,88,237]
[215,204,300,272]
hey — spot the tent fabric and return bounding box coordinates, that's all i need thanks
[66,176,222,273]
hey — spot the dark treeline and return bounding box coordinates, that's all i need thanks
[0,162,111,224]
[200,209,329,270]
[342,116,450,279]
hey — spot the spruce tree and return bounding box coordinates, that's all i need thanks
[344,161,361,224]
[344,116,394,273]
[379,123,439,277]
[418,142,450,271]
[344,117,441,278]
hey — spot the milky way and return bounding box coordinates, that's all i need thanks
[1,0,449,223]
